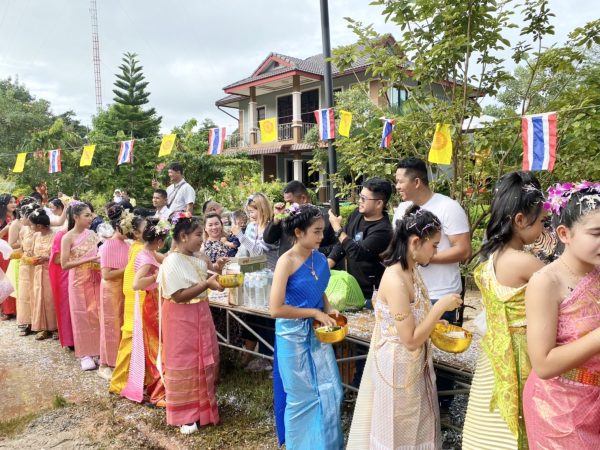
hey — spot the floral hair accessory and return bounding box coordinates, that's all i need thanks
[154,219,171,235]
[543,181,600,215]
[119,212,135,236]
[274,202,302,220]
[405,209,442,235]
[170,211,192,225]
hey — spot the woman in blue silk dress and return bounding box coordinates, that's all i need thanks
[269,204,344,450]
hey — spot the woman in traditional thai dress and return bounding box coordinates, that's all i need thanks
[462,172,546,450]
[158,213,226,434]
[16,202,39,336]
[110,214,146,394]
[524,183,600,448]
[97,204,130,381]
[347,205,462,450]
[49,212,74,348]
[29,209,57,340]
[270,205,344,450]
[0,194,18,320]
[121,217,167,406]
[61,202,102,371]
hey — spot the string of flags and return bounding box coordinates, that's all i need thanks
[9,106,563,174]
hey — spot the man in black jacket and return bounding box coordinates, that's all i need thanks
[327,178,393,305]
[264,180,336,256]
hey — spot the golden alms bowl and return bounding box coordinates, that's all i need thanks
[217,273,244,288]
[313,314,348,344]
[431,323,473,353]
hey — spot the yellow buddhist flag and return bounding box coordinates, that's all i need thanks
[338,110,352,137]
[428,123,453,165]
[259,118,277,143]
[158,134,177,157]
[80,144,96,166]
[13,152,27,173]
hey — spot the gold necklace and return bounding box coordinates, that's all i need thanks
[302,251,319,281]
[560,258,591,285]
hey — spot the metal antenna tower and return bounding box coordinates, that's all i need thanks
[89,0,102,112]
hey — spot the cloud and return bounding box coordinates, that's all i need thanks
[0,0,593,134]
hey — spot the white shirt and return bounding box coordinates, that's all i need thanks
[166,179,195,213]
[393,193,469,299]
[154,206,171,221]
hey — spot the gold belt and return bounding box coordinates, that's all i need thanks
[509,326,527,334]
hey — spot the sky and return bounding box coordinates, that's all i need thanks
[0,0,593,134]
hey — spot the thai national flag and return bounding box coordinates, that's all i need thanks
[208,127,226,155]
[118,140,134,165]
[48,149,61,173]
[522,112,557,172]
[380,118,395,148]
[314,108,335,140]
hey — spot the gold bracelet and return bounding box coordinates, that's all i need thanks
[394,312,410,322]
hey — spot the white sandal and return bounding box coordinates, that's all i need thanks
[180,423,198,434]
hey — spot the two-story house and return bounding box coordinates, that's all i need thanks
[215,36,450,189]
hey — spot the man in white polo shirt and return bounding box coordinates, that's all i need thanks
[152,162,195,214]
[393,157,472,324]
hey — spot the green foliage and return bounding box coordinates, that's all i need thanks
[111,52,161,139]
[327,0,600,246]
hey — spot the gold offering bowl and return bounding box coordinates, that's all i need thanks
[216,273,245,288]
[9,250,23,260]
[431,323,472,353]
[313,314,348,344]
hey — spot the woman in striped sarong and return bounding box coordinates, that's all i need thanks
[462,172,546,449]
[158,213,226,434]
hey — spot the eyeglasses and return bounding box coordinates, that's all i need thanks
[358,194,380,203]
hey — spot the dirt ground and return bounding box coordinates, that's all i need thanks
[0,290,483,449]
[0,318,279,450]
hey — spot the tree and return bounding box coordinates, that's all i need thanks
[111,52,161,139]
[328,0,600,234]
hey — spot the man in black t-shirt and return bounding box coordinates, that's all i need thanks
[328,178,393,305]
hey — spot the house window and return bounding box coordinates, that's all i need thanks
[300,89,319,123]
[389,87,408,107]
[333,87,342,106]
[257,106,266,122]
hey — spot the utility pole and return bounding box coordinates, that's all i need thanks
[89,0,103,112]
[319,0,339,214]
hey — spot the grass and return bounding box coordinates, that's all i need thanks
[52,394,69,409]
[0,412,41,439]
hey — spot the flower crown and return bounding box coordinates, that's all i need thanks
[154,219,171,236]
[274,202,302,220]
[119,212,135,236]
[170,211,192,225]
[543,181,600,215]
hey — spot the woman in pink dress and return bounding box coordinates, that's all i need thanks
[97,204,130,380]
[0,194,18,320]
[524,183,600,448]
[121,217,167,406]
[61,202,101,371]
[49,225,74,348]
[29,209,57,340]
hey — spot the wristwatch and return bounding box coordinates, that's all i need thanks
[334,229,344,239]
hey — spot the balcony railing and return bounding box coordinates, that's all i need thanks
[225,122,318,149]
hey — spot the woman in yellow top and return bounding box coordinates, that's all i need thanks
[109,214,147,394]
[462,171,546,450]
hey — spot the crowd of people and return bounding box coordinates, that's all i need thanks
[0,157,599,449]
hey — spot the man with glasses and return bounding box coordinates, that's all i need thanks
[327,178,393,307]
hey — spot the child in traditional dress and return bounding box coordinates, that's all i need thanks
[28,209,57,340]
[270,204,344,450]
[16,202,40,336]
[158,213,226,434]
[97,204,130,381]
[61,202,102,371]
[0,193,18,320]
[462,171,546,450]
[524,182,600,448]
[120,218,168,406]
[347,205,462,450]
[110,214,146,393]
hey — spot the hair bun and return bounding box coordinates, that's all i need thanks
[107,204,124,221]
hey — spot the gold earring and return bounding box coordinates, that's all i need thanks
[411,250,418,261]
